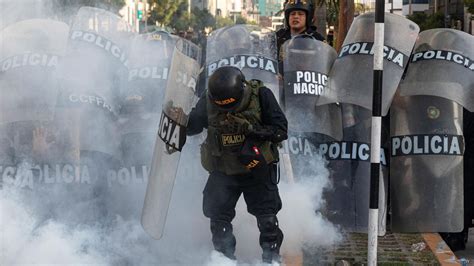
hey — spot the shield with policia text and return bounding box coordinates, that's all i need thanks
[318,13,419,116]
[113,30,177,219]
[390,29,474,232]
[318,13,419,234]
[0,19,70,190]
[282,35,342,181]
[142,38,201,239]
[206,24,280,101]
[58,6,135,162]
[51,7,135,223]
[0,19,69,125]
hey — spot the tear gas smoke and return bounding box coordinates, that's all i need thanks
[0,2,342,265]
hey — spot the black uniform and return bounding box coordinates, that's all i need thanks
[187,86,288,262]
[276,26,325,62]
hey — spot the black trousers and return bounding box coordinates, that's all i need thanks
[202,165,282,221]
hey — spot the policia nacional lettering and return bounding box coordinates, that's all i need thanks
[207,55,278,76]
[339,42,408,68]
[286,70,328,96]
[412,50,474,71]
[392,134,464,156]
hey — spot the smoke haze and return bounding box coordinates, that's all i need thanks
[0,1,341,265]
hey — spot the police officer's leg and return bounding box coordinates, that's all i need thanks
[203,171,242,259]
[243,164,283,263]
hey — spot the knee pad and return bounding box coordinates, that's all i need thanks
[210,220,233,236]
[257,214,283,250]
[257,214,279,234]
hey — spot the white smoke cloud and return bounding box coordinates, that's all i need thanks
[0,1,342,265]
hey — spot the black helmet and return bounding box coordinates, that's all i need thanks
[284,0,313,29]
[208,66,246,110]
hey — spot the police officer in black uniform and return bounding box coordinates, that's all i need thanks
[276,0,325,62]
[187,66,288,263]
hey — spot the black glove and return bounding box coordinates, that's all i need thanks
[247,126,286,143]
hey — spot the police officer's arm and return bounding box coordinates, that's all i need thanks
[250,87,288,143]
[186,95,208,136]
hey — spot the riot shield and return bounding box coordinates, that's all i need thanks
[318,12,419,116]
[112,31,177,219]
[390,29,471,233]
[57,6,134,161]
[49,7,135,223]
[142,39,201,239]
[0,19,69,125]
[206,24,280,101]
[321,105,389,234]
[399,29,474,112]
[282,35,341,140]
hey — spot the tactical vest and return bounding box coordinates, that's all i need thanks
[201,80,279,175]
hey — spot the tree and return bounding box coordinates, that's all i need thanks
[314,0,354,51]
[407,12,444,31]
[466,0,474,13]
[335,0,354,51]
[147,0,184,27]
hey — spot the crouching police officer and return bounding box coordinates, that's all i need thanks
[187,66,288,263]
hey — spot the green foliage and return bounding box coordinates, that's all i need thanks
[466,0,474,14]
[147,0,184,26]
[215,16,234,28]
[407,12,444,31]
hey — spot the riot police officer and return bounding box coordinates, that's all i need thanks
[187,66,288,263]
[276,0,325,62]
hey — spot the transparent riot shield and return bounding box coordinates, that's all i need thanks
[282,35,341,140]
[318,12,419,116]
[389,29,471,233]
[112,31,177,219]
[0,19,69,125]
[142,39,201,239]
[321,105,389,235]
[0,19,73,189]
[399,29,474,112]
[206,24,280,101]
[390,95,464,232]
[281,35,342,184]
[49,7,135,224]
[390,29,472,232]
[57,6,135,161]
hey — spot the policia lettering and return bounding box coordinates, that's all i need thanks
[201,81,279,175]
[207,55,278,76]
[283,136,388,166]
[158,111,187,151]
[286,70,328,96]
[392,134,464,156]
[411,50,474,71]
[70,30,129,67]
[1,53,59,72]
[339,42,408,68]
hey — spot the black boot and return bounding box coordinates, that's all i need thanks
[440,232,466,251]
[210,220,237,260]
[258,215,284,264]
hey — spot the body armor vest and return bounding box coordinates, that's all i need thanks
[201,80,278,175]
